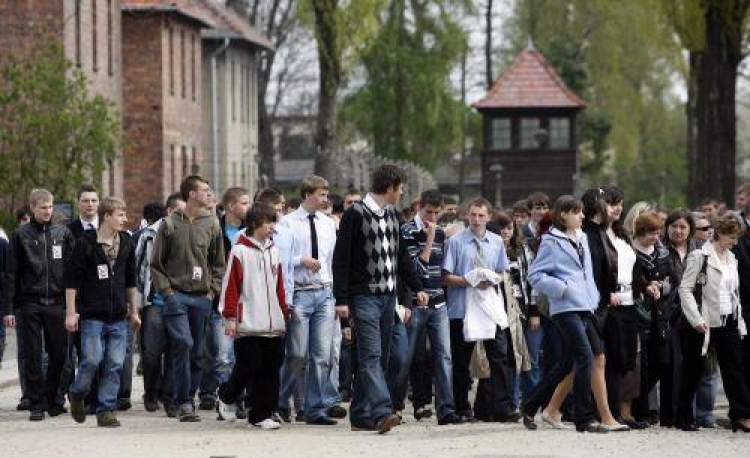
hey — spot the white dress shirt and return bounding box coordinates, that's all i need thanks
[80,215,99,230]
[279,206,337,288]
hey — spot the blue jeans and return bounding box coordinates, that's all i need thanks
[695,357,718,423]
[279,287,335,420]
[349,293,395,426]
[394,306,455,419]
[69,319,127,413]
[386,314,408,411]
[199,309,234,400]
[163,292,211,406]
[118,323,135,400]
[322,317,342,407]
[519,323,544,403]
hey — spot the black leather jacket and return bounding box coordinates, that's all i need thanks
[4,220,74,314]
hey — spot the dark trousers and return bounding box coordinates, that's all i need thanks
[677,317,750,425]
[218,335,284,424]
[449,319,514,418]
[633,329,679,426]
[474,328,517,420]
[522,312,596,428]
[410,326,434,409]
[17,303,68,412]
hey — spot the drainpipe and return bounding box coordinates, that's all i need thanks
[210,38,230,192]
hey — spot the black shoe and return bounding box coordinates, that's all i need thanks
[306,416,337,426]
[499,410,522,423]
[458,410,478,423]
[178,404,201,422]
[165,404,179,418]
[144,398,159,412]
[414,407,433,421]
[70,398,86,423]
[340,389,352,403]
[199,397,216,411]
[680,423,700,432]
[116,398,132,411]
[351,420,377,431]
[16,399,30,411]
[327,405,347,419]
[731,420,750,433]
[276,408,292,423]
[236,402,247,420]
[29,410,45,421]
[437,413,464,425]
[523,413,538,430]
[48,404,68,417]
[621,417,649,430]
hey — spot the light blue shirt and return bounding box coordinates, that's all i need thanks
[442,227,509,319]
[224,223,241,246]
[272,224,297,306]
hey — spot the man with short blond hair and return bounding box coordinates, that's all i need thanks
[4,189,74,421]
[278,175,341,425]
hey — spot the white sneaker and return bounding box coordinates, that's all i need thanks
[542,411,572,430]
[254,418,281,430]
[217,399,237,422]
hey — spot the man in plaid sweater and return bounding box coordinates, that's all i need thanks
[333,164,428,434]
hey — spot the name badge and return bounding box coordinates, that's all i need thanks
[97,265,109,280]
[192,267,203,281]
[52,245,63,260]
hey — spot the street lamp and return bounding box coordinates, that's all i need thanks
[489,162,504,209]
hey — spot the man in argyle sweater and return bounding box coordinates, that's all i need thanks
[332,164,428,434]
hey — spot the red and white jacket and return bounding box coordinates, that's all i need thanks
[219,234,288,337]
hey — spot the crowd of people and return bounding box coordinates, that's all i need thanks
[1,165,750,436]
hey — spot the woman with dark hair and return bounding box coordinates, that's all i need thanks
[630,211,677,427]
[491,213,539,407]
[522,196,628,433]
[582,186,640,427]
[676,214,750,432]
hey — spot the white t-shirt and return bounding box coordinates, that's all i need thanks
[719,263,738,316]
[613,236,636,305]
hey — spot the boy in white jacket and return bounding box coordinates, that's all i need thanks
[216,202,288,430]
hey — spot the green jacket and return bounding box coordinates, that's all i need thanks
[150,209,225,298]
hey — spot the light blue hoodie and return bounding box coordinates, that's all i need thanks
[528,227,600,316]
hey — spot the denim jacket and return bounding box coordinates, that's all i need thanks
[528,227,600,316]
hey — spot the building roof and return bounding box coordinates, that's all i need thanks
[122,0,213,26]
[194,0,274,50]
[472,46,585,110]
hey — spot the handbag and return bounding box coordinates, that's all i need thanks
[633,296,653,329]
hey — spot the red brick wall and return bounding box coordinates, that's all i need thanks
[0,1,64,61]
[122,12,165,227]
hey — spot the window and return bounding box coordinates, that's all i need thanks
[92,0,98,72]
[75,0,82,67]
[490,118,511,150]
[191,33,196,101]
[549,118,571,149]
[231,60,236,122]
[168,24,174,95]
[279,134,316,160]
[180,29,186,99]
[107,0,113,76]
[170,144,176,190]
[182,146,188,178]
[520,118,541,149]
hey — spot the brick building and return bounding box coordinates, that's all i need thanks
[196,0,273,199]
[121,0,211,224]
[0,0,124,198]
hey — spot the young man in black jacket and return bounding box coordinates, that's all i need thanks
[333,165,428,434]
[3,189,75,421]
[64,197,140,427]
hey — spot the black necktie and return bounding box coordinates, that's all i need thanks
[308,214,318,260]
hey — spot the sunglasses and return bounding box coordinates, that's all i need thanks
[696,226,712,232]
